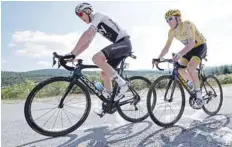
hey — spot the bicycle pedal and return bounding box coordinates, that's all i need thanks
[99,112,105,118]
[97,112,105,118]
[94,110,106,118]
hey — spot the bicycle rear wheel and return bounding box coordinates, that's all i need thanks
[201,75,223,116]
[24,77,91,137]
[147,75,185,128]
[117,76,152,122]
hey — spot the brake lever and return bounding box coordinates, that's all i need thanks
[152,58,160,69]
[52,56,56,67]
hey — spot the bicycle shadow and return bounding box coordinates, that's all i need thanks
[16,134,78,147]
[138,113,232,147]
[58,120,153,147]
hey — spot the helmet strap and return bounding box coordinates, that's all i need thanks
[174,16,179,29]
[83,9,92,22]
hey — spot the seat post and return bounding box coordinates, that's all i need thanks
[118,57,127,76]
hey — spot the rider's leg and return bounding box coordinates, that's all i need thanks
[92,52,126,86]
[93,37,132,99]
[100,58,122,93]
[187,56,203,108]
[178,58,195,91]
[186,43,207,108]
[101,71,112,93]
[92,53,116,115]
[187,56,201,91]
[187,43,207,93]
[178,58,192,81]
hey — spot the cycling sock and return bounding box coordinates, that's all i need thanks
[195,89,202,99]
[113,73,126,87]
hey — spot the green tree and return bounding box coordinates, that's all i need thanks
[223,65,230,74]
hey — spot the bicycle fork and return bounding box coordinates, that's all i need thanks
[58,78,76,108]
[164,78,176,102]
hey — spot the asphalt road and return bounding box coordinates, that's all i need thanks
[2,85,232,147]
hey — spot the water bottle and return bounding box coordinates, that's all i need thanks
[187,80,194,92]
[94,81,111,98]
[94,81,104,91]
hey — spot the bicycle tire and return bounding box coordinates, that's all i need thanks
[147,75,185,128]
[201,75,223,116]
[117,76,152,122]
[24,77,91,137]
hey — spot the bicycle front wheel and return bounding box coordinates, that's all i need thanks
[147,75,185,128]
[24,77,91,137]
[201,75,223,116]
[117,76,151,122]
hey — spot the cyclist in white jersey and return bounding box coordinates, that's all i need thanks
[64,3,132,114]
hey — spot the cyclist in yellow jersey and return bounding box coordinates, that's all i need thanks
[154,9,207,109]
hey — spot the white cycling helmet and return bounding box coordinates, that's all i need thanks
[75,2,93,16]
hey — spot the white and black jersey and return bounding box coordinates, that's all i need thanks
[90,13,129,43]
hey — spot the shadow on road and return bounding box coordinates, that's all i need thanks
[16,134,78,147]
[58,120,153,147]
[16,114,232,147]
[138,113,232,147]
[16,120,153,147]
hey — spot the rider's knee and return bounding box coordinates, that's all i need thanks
[92,54,99,64]
[92,53,104,64]
[92,54,97,63]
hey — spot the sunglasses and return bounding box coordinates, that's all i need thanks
[77,12,83,17]
[166,17,174,23]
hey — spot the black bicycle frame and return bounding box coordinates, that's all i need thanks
[60,56,136,107]
[164,64,196,101]
[174,63,208,97]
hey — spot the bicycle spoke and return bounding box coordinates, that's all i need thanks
[32,107,57,112]
[35,107,57,121]
[156,101,166,105]
[56,95,62,103]
[34,100,58,106]
[167,104,176,120]
[138,104,146,115]
[165,102,167,123]
[172,103,181,111]
[129,106,133,117]
[65,101,86,106]
[64,98,77,105]
[63,108,79,118]
[167,104,174,114]
[156,101,166,109]
[62,109,73,126]
[42,109,58,127]
[209,100,213,110]
[61,109,63,129]
[52,109,60,129]
[64,105,81,109]
[159,102,166,121]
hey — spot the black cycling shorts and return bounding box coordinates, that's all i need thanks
[101,37,132,68]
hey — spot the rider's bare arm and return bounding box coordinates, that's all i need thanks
[71,27,97,56]
[158,30,174,59]
[178,23,196,56]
